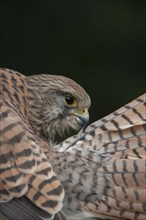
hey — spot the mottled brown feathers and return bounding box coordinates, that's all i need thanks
[48,93,146,220]
[0,68,145,220]
[26,74,91,109]
[0,68,68,219]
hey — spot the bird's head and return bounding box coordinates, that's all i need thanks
[26,74,91,142]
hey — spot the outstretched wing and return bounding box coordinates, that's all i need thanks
[0,69,65,220]
[46,93,146,220]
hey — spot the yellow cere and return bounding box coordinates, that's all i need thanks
[79,108,88,115]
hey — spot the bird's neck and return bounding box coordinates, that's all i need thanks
[27,86,46,138]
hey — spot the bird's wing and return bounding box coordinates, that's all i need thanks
[0,68,65,220]
[0,197,67,220]
[47,93,146,220]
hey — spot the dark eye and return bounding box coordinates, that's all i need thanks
[64,95,77,107]
[65,96,74,104]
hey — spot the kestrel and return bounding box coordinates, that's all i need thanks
[0,68,90,220]
[0,68,145,220]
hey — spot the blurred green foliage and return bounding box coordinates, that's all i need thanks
[0,0,145,123]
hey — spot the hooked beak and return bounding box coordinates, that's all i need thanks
[73,108,90,127]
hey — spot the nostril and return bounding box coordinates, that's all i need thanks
[81,109,88,114]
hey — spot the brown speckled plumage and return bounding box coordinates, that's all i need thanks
[0,68,145,220]
[0,68,90,220]
[46,93,146,220]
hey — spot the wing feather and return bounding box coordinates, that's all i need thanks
[50,93,146,220]
[0,69,65,219]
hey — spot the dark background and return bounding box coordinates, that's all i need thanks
[0,0,145,123]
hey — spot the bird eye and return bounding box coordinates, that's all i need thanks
[64,95,77,107]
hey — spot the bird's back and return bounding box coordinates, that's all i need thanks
[0,68,65,220]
